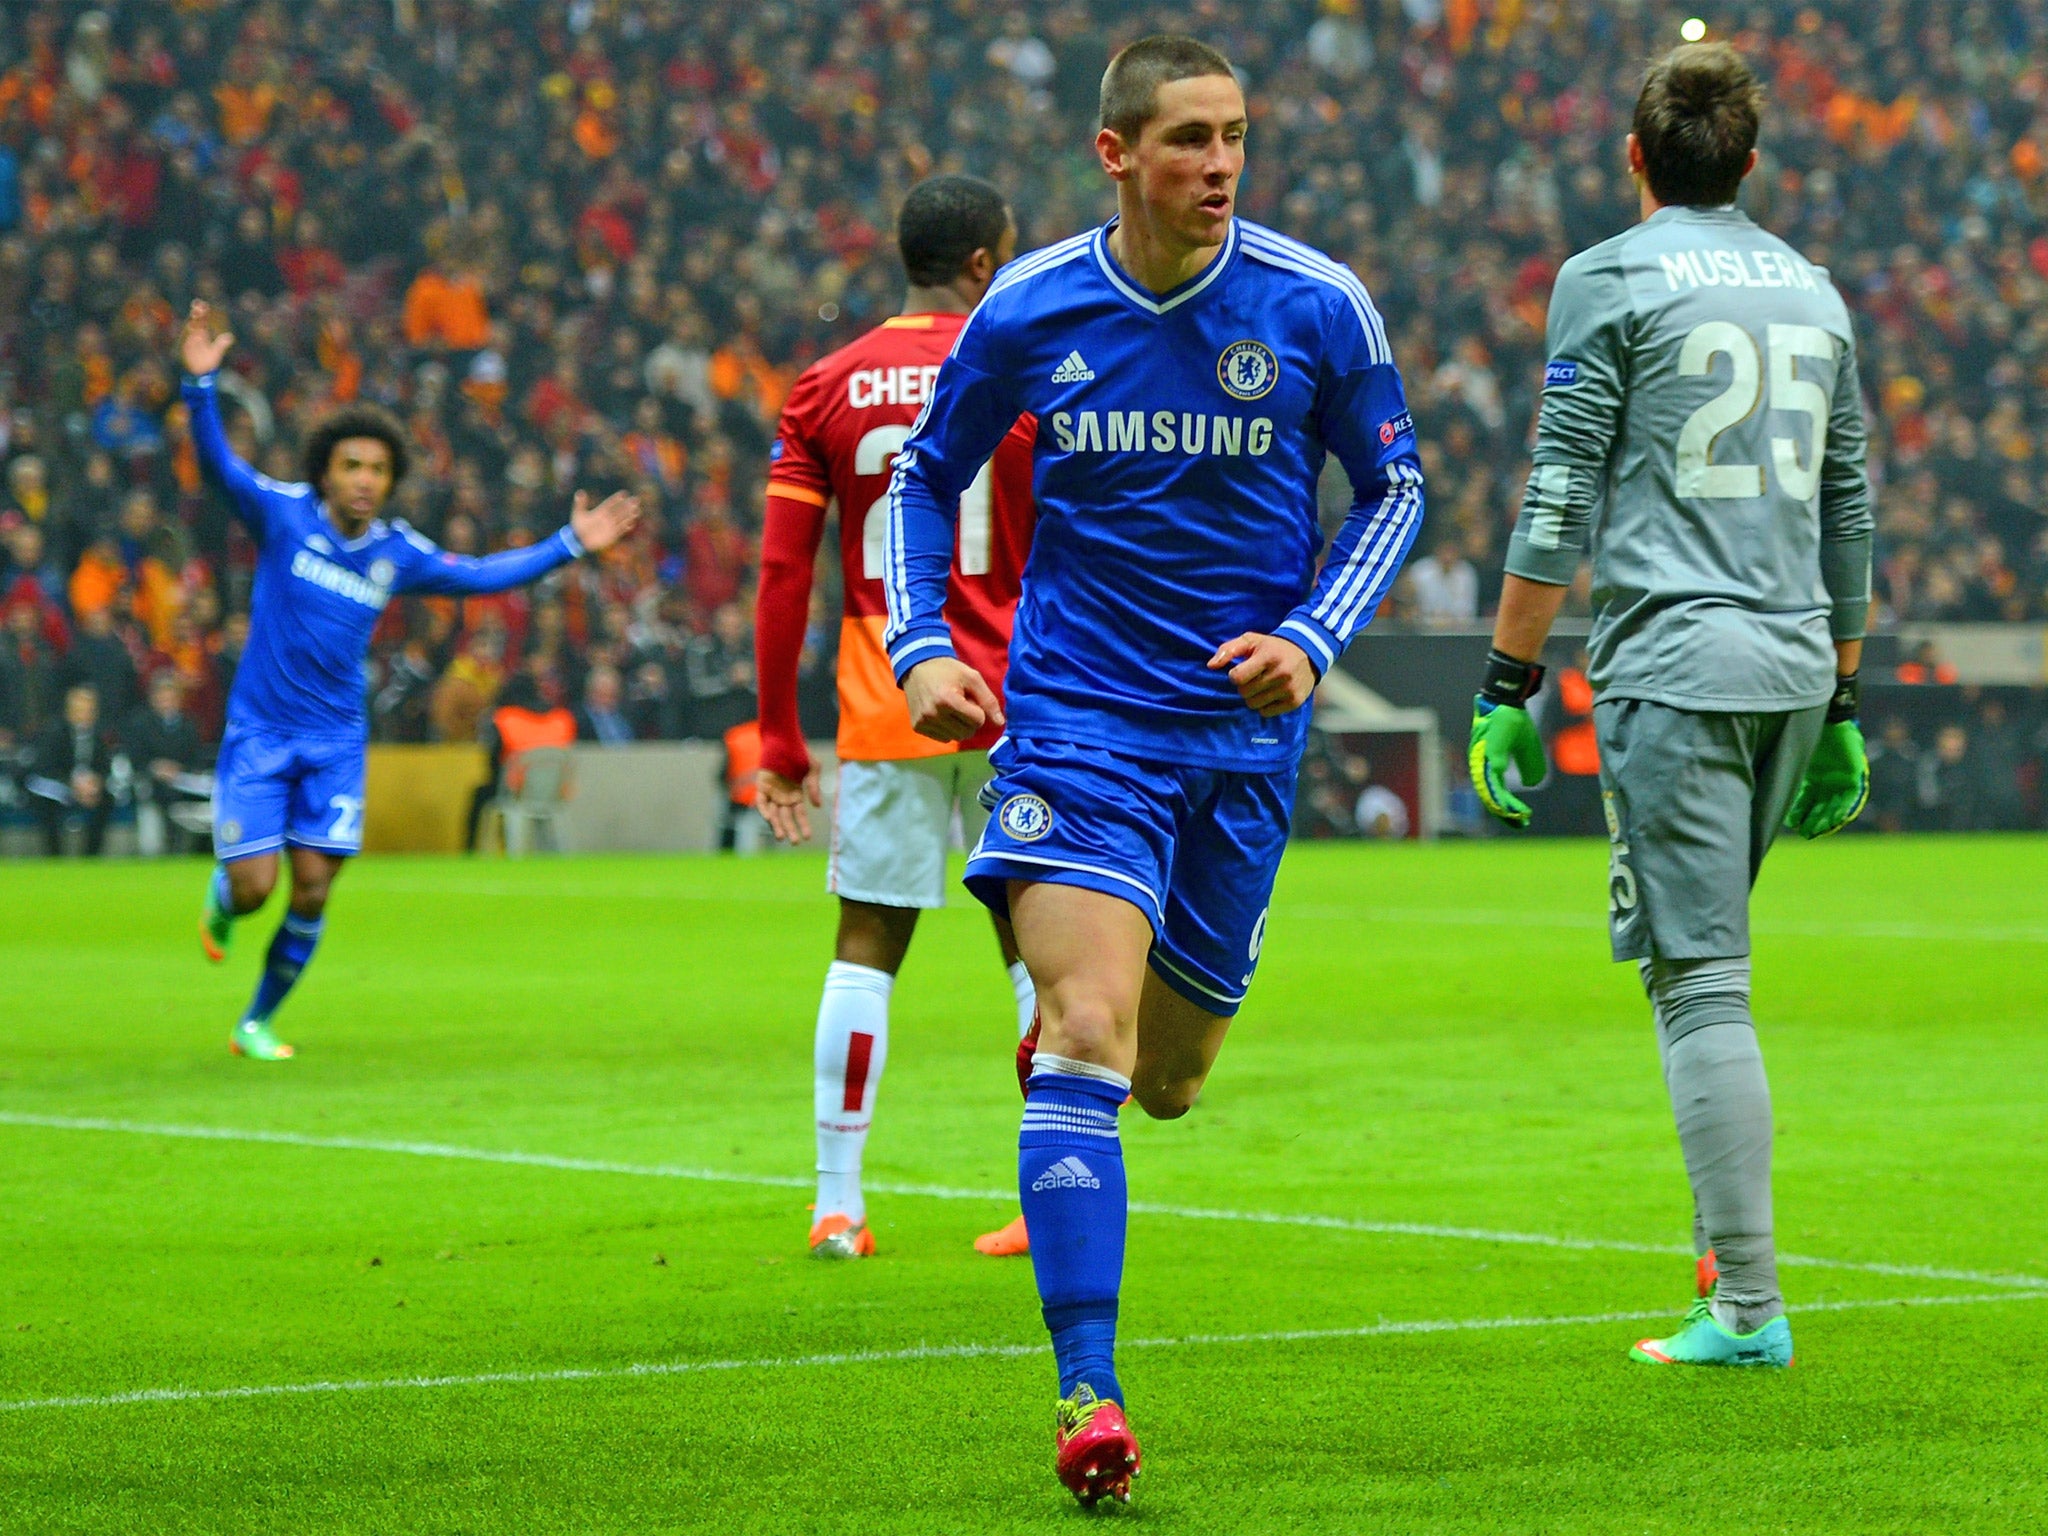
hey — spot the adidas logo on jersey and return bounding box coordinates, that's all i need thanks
[1031,1155,1102,1192]
[1049,350,1096,383]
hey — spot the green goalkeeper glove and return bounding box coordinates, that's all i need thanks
[1785,673,1869,839]
[1469,649,1548,828]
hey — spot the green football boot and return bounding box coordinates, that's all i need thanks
[229,1018,296,1061]
[200,870,234,963]
[1631,1297,1792,1368]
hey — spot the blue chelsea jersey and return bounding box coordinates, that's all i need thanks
[883,217,1424,770]
[185,375,584,740]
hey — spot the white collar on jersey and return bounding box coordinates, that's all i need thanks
[1091,217,1239,316]
[318,503,386,551]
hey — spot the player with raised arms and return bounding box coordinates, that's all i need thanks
[885,36,1422,1503]
[1469,42,1872,1368]
[754,175,1040,1262]
[182,302,640,1060]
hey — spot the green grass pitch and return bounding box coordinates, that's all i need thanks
[3,837,2046,1533]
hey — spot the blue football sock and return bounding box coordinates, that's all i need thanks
[207,865,233,919]
[1018,1054,1130,1406]
[244,911,324,1025]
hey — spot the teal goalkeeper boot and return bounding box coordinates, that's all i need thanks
[1631,1297,1793,1368]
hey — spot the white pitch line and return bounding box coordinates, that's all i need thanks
[4,1290,2041,1416]
[7,1111,2045,1293]
[347,879,2048,945]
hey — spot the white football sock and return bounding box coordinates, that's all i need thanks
[814,960,892,1225]
[1008,959,1037,1040]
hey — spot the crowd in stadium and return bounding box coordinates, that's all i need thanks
[1,0,2045,844]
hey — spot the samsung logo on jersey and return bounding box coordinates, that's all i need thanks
[848,365,942,409]
[291,548,390,609]
[1049,409,1275,458]
[1659,249,1819,293]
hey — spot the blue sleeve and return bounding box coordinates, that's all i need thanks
[389,521,585,595]
[881,310,1026,681]
[183,373,288,543]
[1277,305,1425,677]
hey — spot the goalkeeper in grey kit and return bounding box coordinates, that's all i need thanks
[1469,42,1873,1368]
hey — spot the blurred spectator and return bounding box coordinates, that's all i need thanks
[1971,699,2029,831]
[1406,538,1479,627]
[1292,738,1357,838]
[1,520,71,648]
[91,374,165,461]
[683,601,756,740]
[430,627,507,745]
[467,669,577,850]
[684,497,749,616]
[27,683,114,855]
[1866,717,1922,833]
[6,456,51,530]
[61,602,138,723]
[403,253,492,354]
[1921,724,1977,832]
[373,636,439,744]
[1,600,60,744]
[1355,778,1410,839]
[278,213,345,299]
[216,205,282,300]
[626,658,680,740]
[119,669,209,855]
[575,663,634,745]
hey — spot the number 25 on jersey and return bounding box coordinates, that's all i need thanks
[1676,322,1832,502]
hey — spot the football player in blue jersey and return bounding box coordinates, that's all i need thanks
[179,302,639,1060]
[883,35,1423,1504]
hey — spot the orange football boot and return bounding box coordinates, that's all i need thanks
[973,1214,1030,1256]
[808,1213,875,1259]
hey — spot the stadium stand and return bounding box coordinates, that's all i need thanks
[0,0,2042,841]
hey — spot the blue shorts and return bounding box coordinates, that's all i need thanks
[213,723,367,862]
[964,737,1296,1017]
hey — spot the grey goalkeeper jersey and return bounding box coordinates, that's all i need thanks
[1506,205,1873,711]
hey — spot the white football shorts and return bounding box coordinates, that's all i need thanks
[828,749,995,909]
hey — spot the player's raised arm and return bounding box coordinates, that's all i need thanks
[883,317,1021,741]
[391,490,639,597]
[178,301,280,539]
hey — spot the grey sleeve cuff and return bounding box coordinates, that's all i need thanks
[1819,531,1872,641]
[1503,536,1580,588]
[1504,461,1592,586]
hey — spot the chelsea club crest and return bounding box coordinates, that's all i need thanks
[998,793,1053,843]
[369,558,397,590]
[1217,340,1278,401]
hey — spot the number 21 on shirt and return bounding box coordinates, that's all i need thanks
[854,426,992,578]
